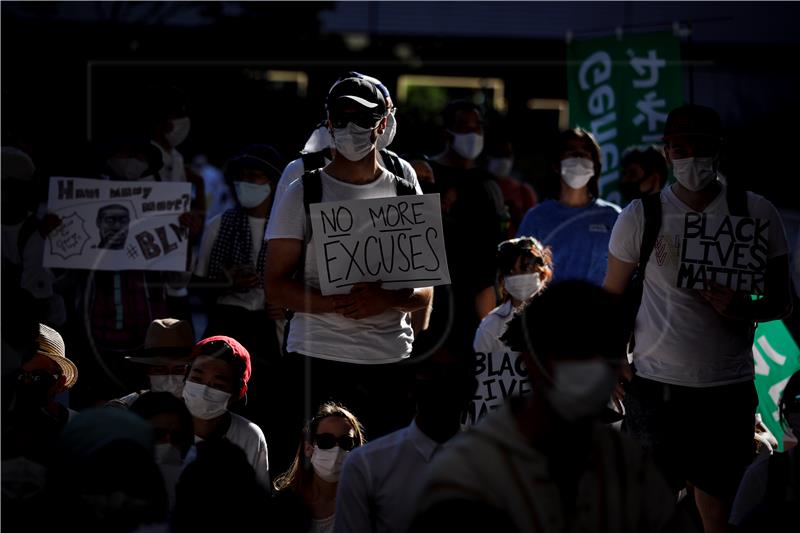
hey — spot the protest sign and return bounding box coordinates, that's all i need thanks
[465,350,532,426]
[309,194,450,295]
[677,212,769,293]
[44,177,191,272]
[567,31,683,204]
[753,319,800,451]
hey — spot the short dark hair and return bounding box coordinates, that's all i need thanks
[442,100,482,130]
[501,281,625,364]
[130,391,195,457]
[621,145,668,188]
[96,203,130,223]
[224,144,285,187]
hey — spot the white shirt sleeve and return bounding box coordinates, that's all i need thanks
[746,192,789,259]
[473,315,496,353]
[273,158,306,212]
[333,451,373,533]
[265,178,305,241]
[194,215,222,277]
[608,199,644,264]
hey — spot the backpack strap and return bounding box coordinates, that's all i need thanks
[379,148,405,179]
[300,148,331,173]
[301,169,323,244]
[639,193,662,270]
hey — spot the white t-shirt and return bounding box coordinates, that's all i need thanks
[273,152,418,212]
[608,184,789,387]
[195,213,267,311]
[265,169,421,364]
[468,301,531,425]
[194,411,270,489]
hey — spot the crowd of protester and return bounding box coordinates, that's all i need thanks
[2,71,798,533]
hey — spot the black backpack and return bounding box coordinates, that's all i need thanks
[623,186,751,352]
[300,147,410,181]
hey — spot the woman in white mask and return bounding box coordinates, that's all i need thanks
[182,336,271,489]
[273,402,365,533]
[516,128,621,287]
[468,237,553,425]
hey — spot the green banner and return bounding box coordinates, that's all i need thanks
[567,31,683,205]
[753,320,800,451]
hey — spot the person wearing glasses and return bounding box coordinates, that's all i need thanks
[273,402,365,533]
[265,76,430,439]
[467,236,553,425]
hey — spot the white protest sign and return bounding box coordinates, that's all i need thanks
[677,212,769,294]
[465,350,532,426]
[44,177,191,272]
[309,194,450,295]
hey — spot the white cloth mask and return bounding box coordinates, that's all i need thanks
[310,445,348,482]
[166,117,191,148]
[671,157,717,192]
[448,131,484,160]
[332,123,378,162]
[560,157,595,189]
[376,111,397,151]
[149,374,185,398]
[234,181,272,208]
[545,360,616,422]
[504,273,541,302]
[487,157,513,178]
[107,158,148,181]
[154,442,183,466]
[181,381,230,420]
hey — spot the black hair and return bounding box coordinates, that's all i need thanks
[442,100,482,130]
[223,144,285,188]
[130,391,195,457]
[541,128,602,200]
[501,281,625,364]
[621,145,668,188]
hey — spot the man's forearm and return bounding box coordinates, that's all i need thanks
[728,295,793,323]
[267,279,335,314]
[389,287,433,313]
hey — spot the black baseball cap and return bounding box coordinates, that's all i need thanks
[326,77,387,129]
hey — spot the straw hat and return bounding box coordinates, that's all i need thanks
[125,318,195,365]
[37,324,78,389]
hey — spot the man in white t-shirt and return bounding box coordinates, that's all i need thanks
[265,77,432,433]
[604,104,793,533]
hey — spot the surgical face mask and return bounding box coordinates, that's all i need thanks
[448,131,484,161]
[234,181,272,209]
[504,273,541,302]
[376,111,397,151]
[149,374,185,398]
[545,360,616,422]
[487,157,513,178]
[107,158,148,181]
[181,381,230,420]
[165,117,191,148]
[560,157,595,189]
[310,444,348,482]
[671,157,717,192]
[154,442,183,466]
[332,123,378,162]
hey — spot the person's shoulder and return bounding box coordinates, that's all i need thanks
[593,198,622,214]
[350,426,408,462]
[229,412,266,440]
[743,189,779,213]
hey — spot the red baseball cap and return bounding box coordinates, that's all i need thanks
[191,336,251,400]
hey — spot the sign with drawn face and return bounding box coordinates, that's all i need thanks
[44,177,191,271]
[677,213,769,293]
[309,194,451,295]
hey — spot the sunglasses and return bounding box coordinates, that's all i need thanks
[314,432,358,451]
[329,106,384,130]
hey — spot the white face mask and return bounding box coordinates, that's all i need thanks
[504,273,542,302]
[376,111,397,151]
[448,131,484,160]
[310,445,348,482]
[545,360,616,422]
[332,123,378,162]
[165,117,191,148]
[671,156,717,192]
[560,157,595,189]
[234,181,272,209]
[181,381,230,420]
[487,157,513,178]
[149,374,185,398]
[107,158,148,181]
[154,442,183,466]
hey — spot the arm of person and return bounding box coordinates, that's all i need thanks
[604,254,638,295]
[333,453,373,533]
[264,238,336,314]
[411,290,434,335]
[700,254,793,322]
[474,286,497,320]
[332,284,433,320]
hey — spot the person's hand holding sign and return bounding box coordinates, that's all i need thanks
[699,281,740,319]
[333,282,401,320]
[227,264,259,293]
